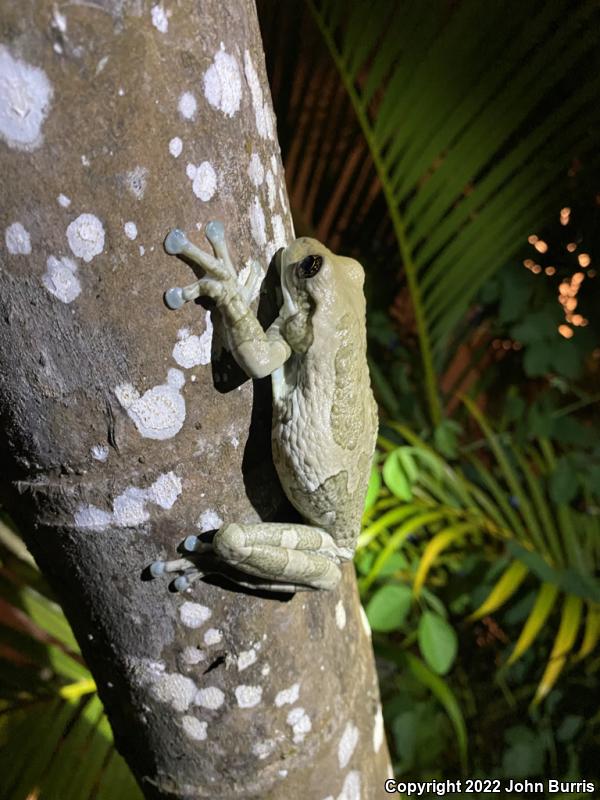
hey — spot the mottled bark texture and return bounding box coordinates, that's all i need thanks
[0,1,390,797]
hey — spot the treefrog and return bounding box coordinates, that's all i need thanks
[150,221,378,593]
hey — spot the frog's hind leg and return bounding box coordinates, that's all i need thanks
[210,522,346,592]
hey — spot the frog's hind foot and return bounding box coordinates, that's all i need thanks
[149,536,213,592]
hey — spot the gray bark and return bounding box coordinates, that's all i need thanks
[0,1,391,797]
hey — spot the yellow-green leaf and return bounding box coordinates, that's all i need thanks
[468,560,529,622]
[533,594,582,706]
[507,582,559,666]
[574,603,600,662]
[413,523,475,597]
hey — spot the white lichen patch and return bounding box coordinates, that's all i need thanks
[114,369,186,440]
[270,154,278,175]
[182,716,207,741]
[261,664,270,677]
[90,444,109,462]
[179,601,211,629]
[287,707,311,743]
[42,255,81,303]
[252,739,276,760]
[235,685,262,708]
[74,471,182,530]
[338,722,360,769]
[179,91,197,120]
[0,46,53,150]
[169,136,183,157]
[275,682,300,707]
[265,169,276,210]
[57,193,71,208]
[203,628,222,646]
[151,672,197,712]
[339,771,361,800]
[151,3,170,33]
[237,649,257,671]
[359,605,371,638]
[124,221,138,240]
[66,214,105,263]
[196,509,223,532]
[182,646,205,665]
[146,471,183,509]
[272,214,287,251]
[194,686,224,709]
[203,43,241,118]
[126,166,148,199]
[335,600,347,630]
[73,505,112,530]
[249,196,266,246]
[247,152,264,187]
[243,50,274,140]
[186,162,217,202]
[5,222,31,255]
[373,704,384,753]
[172,315,213,367]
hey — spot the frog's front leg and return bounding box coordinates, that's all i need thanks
[164,222,291,379]
[151,523,349,593]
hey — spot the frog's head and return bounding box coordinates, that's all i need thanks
[277,237,366,352]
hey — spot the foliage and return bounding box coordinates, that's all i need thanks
[308,0,600,425]
[0,519,142,800]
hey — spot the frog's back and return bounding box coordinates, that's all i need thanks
[272,262,378,546]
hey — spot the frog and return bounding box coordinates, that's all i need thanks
[150,220,378,593]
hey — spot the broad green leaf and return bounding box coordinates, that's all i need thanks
[366,584,412,632]
[382,451,413,500]
[418,612,458,675]
[469,560,529,621]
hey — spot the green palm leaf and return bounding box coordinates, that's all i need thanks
[308,0,600,423]
[0,523,142,800]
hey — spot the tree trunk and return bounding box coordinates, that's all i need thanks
[0,1,391,797]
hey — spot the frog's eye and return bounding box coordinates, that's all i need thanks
[296,254,323,279]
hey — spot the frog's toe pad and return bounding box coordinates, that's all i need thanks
[205,220,225,242]
[164,228,189,255]
[150,560,166,577]
[165,286,185,309]
[174,575,190,591]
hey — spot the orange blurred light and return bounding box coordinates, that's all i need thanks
[545,266,556,275]
[532,264,542,274]
[578,253,591,267]
[534,240,548,254]
[565,298,578,311]
[567,243,577,252]
[558,325,573,339]
[528,235,538,244]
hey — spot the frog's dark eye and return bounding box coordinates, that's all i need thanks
[296,254,323,279]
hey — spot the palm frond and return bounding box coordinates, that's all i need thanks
[308,0,600,423]
[0,523,142,800]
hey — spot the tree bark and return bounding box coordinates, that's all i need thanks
[0,1,391,797]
